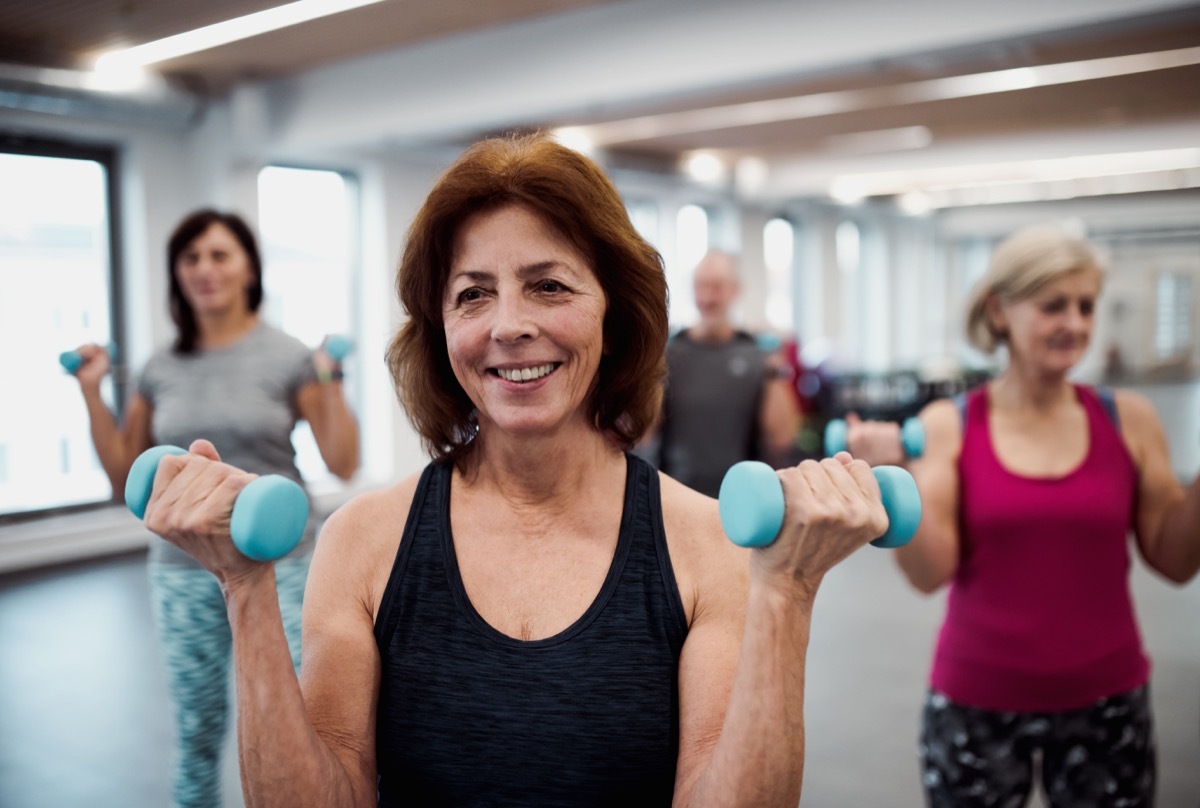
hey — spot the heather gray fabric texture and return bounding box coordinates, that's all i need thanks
[658,329,767,498]
[136,321,318,566]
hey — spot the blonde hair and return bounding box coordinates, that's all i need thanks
[964,224,1105,353]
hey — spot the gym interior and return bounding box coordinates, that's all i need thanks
[2,1,1199,805]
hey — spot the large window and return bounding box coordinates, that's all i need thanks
[256,165,359,485]
[0,141,120,519]
[671,204,709,326]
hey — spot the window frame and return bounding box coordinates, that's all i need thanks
[0,134,124,524]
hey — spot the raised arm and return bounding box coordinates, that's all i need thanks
[893,400,961,593]
[69,344,153,494]
[296,346,360,480]
[843,399,961,594]
[1117,390,1200,584]
[140,441,400,807]
[758,369,802,461]
[665,455,891,807]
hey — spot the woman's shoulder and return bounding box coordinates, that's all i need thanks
[312,469,428,610]
[657,471,750,623]
[322,470,426,547]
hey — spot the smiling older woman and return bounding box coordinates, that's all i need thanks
[138,132,891,807]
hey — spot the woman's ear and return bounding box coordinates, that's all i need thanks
[984,293,1008,341]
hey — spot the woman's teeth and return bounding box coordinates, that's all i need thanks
[497,363,556,383]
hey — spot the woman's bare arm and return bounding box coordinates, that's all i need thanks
[1117,390,1200,584]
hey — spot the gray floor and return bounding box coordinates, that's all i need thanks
[1,547,1197,807]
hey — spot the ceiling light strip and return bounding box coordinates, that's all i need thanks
[95,0,388,70]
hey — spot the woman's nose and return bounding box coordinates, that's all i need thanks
[491,293,537,343]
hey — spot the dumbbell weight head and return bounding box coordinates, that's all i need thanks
[125,445,309,562]
[824,419,849,456]
[718,460,921,549]
[900,417,926,460]
[324,334,354,362]
[59,351,85,374]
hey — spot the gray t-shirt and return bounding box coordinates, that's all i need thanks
[136,322,318,566]
[657,329,766,498]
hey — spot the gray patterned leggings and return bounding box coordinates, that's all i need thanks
[149,555,309,808]
[920,686,1156,808]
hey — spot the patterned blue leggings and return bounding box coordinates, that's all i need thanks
[920,686,1156,808]
[148,555,309,808]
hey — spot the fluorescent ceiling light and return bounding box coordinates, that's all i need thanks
[94,0,388,71]
[830,147,1200,199]
[829,147,1200,208]
[573,46,1200,145]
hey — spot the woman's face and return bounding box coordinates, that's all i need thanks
[993,267,1100,375]
[175,223,255,316]
[443,203,607,441]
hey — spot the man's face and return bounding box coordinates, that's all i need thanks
[693,257,738,326]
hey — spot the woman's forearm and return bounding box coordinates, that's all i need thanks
[686,581,815,808]
[1147,473,1200,584]
[79,386,134,494]
[225,570,372,808]
[311,384,360,480]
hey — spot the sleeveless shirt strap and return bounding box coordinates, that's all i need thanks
[953,391,968,432]
[1094,385,1120,428]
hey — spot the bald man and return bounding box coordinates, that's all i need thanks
[651,250,800,497]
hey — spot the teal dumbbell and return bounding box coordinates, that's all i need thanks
[125,446,309,562]
[59,343,118,374]
[824,417,925,459]
[323,334,354,362]
[718,460,921,549]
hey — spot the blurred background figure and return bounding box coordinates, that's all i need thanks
[844,224,1200,808]
[646,250,800,497]
[65,209,360,808]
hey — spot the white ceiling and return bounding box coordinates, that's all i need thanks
[2,0,1199,205]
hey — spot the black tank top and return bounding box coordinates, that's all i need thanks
[373,452,689,807]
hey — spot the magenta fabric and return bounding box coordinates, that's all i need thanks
[929,384,1150,712]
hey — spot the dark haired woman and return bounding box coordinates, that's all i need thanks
[135,136,889,807]
[68,208,359,807]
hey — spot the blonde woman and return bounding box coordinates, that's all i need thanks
[845,224,1200,807]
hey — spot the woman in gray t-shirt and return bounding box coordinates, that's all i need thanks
[68,208,359,808]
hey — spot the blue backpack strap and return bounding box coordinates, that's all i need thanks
[953,391,967,432]
[1095,385,1120,428]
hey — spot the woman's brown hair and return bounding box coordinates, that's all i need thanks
[386,132,668,464]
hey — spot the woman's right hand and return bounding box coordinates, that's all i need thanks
[70,343,111,391]
[142,439,272,588]
[844,411,906,466]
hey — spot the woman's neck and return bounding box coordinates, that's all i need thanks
[196,310,260,350]
[465,426,624,510]
[990,367,1074,413]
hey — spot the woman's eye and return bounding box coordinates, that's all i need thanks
[538,280,566,294]
[457,288,483,304]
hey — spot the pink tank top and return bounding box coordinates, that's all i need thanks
[929,384,1150,712]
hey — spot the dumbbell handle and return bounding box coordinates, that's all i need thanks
[718,460,921,549]
[125,446,309,562]
[825,416,925,459]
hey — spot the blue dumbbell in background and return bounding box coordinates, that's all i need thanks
[59,343,118,374]
[125,446,310,562]
[323,334,354,362]
[718,460,921,549]
[824,416,925,459]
